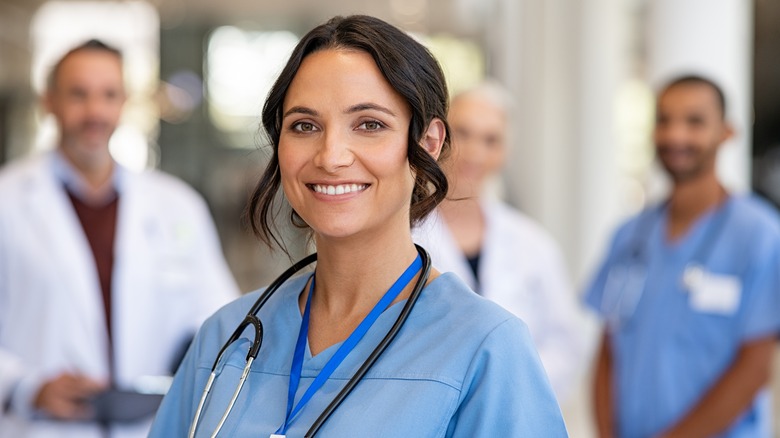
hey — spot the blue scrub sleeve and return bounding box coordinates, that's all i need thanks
[446,318,568,437]
[738,240,780,342]
[583,227,626,316]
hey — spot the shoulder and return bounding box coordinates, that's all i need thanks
[728,194,780,235]
[423,275,564,429]
[130,169,205,202]
[123,168,212,219]
[485,200,561,253]
[605,204,664,250]
[418,273,530,346]
[0,154,48,199]
[193,274,309,351]
[716,195,780,261]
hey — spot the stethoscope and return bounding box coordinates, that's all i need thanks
[188,244,432,438]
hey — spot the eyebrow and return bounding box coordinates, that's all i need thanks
[283,106,319,118]
[346,103,397,117]
[283,102,398,119]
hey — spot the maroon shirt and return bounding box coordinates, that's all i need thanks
[66,189,119,344]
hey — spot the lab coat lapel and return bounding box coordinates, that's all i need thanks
[478,201,503,301]
[111,170,155,386]
[23,156,109,375]
[420,210,478,291]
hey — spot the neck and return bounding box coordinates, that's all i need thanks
[59,146,114,191]
[310,224,420,318]
[666,169,726,240]
[438,197,485,257]
[303,219,438,356]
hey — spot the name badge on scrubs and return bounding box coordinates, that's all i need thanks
[270,435,286,438]
[684,266,741,315]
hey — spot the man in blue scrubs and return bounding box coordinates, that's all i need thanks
[586,75,780,437]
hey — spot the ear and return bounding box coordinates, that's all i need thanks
[420,118,445,161]
[719,121,735,144]
[42,90,54,114]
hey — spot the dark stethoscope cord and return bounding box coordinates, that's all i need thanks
[190,244,431,437]
[306,244,431,436]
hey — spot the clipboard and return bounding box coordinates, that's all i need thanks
[90,388,164,423]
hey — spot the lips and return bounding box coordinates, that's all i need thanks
[309,183,369,195]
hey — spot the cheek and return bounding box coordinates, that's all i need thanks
[277,138,305,172]
[484,148,506,172]
[277,144,300,196]
[107,105,124,122]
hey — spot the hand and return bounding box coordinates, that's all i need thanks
[33,373,107,420]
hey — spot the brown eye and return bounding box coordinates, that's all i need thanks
[358,120,383,131]
[293,122,316,132]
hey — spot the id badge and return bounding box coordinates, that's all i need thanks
[601,264,647,329]
[685,268,741,315]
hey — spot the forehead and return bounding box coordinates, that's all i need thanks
[449,95,506,128]
[284,49,409,114]
[52,50,123,90]
[658,83,722,115]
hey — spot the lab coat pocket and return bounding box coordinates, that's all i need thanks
[157,253,197,291]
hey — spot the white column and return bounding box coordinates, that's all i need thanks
[490,0,626,284]
[491,0,581,274]
[575,0,625,283]
[645,0,753,195]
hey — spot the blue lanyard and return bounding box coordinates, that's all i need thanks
[274,254,422,436]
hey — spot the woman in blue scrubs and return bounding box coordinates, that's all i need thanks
[149,15,566,437]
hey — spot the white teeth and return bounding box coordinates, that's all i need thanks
[312,184,367,195]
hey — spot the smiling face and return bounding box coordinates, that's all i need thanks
[654,82,733,183]
[45,49,126,172]
[278,49,416,241]
[446,93,507,198]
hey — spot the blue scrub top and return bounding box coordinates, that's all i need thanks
[150,272,567,437]
[585,195,780,438]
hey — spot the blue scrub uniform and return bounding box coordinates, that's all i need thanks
[150,272,567,437]
[585,195,780,438]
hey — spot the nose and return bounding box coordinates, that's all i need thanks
[313,128,355,172]
[84,94,109,120]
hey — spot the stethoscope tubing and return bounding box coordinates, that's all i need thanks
[188,245,431,438]
[305,245,431,436]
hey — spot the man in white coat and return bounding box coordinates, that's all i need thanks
[413,81,586,403]
[0,40,239,437]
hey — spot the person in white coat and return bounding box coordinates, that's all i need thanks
[0,39,239,438]
[413,81,586,402]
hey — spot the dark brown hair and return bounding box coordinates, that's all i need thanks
[660,74,727,119]
[247,15,451,250]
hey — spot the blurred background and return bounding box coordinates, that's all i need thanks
[1,0,779,435]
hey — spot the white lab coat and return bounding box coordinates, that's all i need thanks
[413,200,586,402]
[0,153,239,438]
